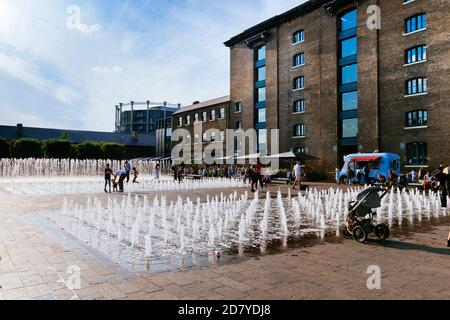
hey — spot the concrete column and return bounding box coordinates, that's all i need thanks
[130,101,134,133]
[146,101,150,134]
[119,103,123,133]
[163,101,167,157]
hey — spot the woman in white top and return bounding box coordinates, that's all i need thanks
[292,161,302,190]
[154,163,161,180]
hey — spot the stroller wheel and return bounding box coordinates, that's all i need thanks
[375,224,390,240]
[352,226,367,243]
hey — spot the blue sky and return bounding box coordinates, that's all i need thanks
[0,0,305,131]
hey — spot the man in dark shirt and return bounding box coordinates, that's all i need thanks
[435,165,448,208]
[104,164,113,193]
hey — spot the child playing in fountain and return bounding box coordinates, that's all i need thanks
[104,164,113,193]
[132,167,139,184]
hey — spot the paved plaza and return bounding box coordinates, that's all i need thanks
[0,183,449,300]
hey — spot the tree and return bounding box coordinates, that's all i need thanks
[10,139,43,159]
[60,132,70,141]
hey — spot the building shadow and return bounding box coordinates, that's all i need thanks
[366,239,450,256]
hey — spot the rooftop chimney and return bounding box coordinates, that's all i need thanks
[193,101,200,105]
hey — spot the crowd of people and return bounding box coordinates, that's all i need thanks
[169,160,304,193]
[103,161,142,193]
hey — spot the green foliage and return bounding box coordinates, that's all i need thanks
[76,141,104,160]
[60,132,70,141]
[5,137,128,160]
[44,139,75,159]
[0,138,10,158]
[102,143,126,160]
[10,138,43,159]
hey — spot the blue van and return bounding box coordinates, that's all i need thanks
[340,153,401,184]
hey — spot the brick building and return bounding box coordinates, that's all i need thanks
[171,96,231,162]
[224,0,450,173]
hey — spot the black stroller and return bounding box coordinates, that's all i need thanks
[343,187,390,243]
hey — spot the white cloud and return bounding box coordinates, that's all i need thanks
[0,51,78,105]
[92,66,123,74]
[0,0,306,131]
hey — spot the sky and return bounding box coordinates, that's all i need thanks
[0,0,306,132]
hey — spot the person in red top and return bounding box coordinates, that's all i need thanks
[254,161,263,190]
[104,164,113,193]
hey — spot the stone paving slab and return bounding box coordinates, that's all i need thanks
[1,184,450,300]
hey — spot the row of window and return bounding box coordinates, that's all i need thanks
[404,5,429,133]
[190,131,226,143]
[255,45,267,151]
[338,9,359,141]
[177,108,226,127]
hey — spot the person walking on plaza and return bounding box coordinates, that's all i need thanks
[249,166,258,193]
[292,161,302,191]
[124,161,131,183]
[104,163,113,193]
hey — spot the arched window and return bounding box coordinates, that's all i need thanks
[405,45,427,64]
[294,124,305,137]
[405,13,427,34]
[293,30,305,44]
[406,77,427,95]
[406,110,428,128]
[406,142,428,166]
[293,100,305,113]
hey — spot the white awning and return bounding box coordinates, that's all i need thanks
[262,151,296,159]
[235,153,260,160]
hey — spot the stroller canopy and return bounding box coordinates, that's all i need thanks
[356,187,384,209]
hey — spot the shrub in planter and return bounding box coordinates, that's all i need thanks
[10,138,43,159]
[44,139,75,159]
[102,143,125,160]
[76,141,104,159]
[0,138,10,158]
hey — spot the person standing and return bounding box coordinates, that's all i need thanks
[364,165,371,185]
[292,161,302,191]
[104,163,113,193]
[154,163,161,180]
[435,165,448,208]
[335,167,341,185]
[124,161,131,183]
[249,166,258,193]
[172,164,178,181]
[356,167,362,185]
